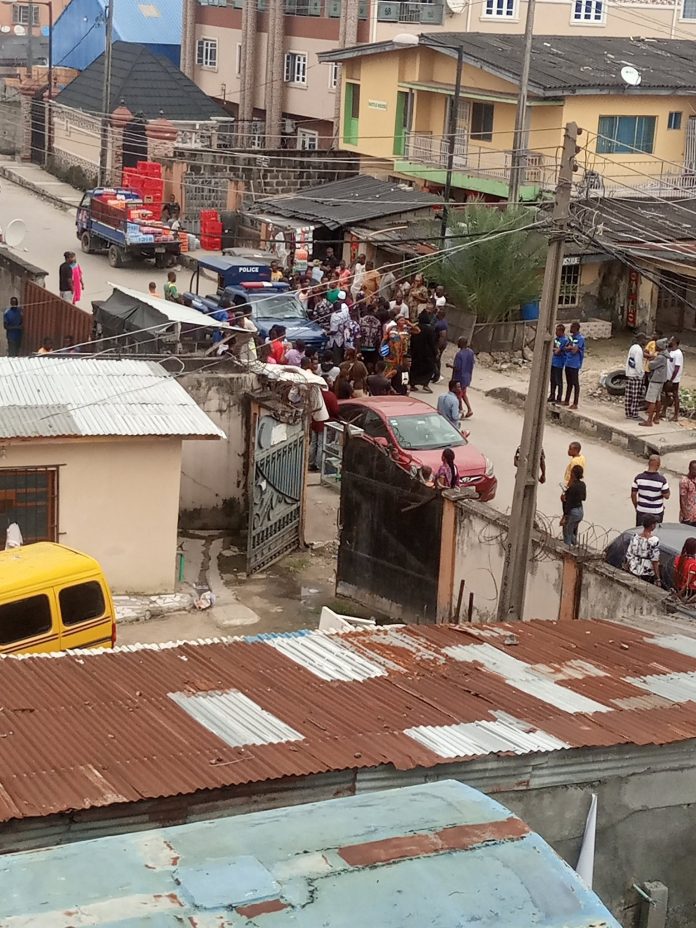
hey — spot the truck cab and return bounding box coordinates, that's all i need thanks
[185,256,326,352]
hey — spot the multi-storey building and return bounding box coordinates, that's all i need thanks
[182,0,696,150]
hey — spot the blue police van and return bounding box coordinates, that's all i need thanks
[184,256,327,352]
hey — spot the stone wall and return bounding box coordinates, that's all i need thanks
[164,146,360,226]
[0,92,21,155]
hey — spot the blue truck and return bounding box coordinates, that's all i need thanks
[184,256,327,352]
[76,188,181,268]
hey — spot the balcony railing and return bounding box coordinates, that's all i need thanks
[401,131,555,190]
[583,161,696,199]
[376,0,444,23]
[219,0,368,16]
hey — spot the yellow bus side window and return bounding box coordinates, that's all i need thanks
[0,595,52,645]
[59,582,106,626]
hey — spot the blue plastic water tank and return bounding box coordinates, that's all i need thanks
[520,300,540,321]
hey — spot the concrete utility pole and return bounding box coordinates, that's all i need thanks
[239,0,257,138]
[98,0,114,186]
[26,1,34,77]
[496,122,580,622]
[508,0,536,205]
[332,0,358,143]
[180,0,195,78]
[264,0,284,147]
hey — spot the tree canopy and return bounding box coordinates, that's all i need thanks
[438,206,547,322]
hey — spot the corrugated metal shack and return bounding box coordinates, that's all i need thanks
[0,780,621,928]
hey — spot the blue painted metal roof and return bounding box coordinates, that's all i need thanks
[0,780,620,927]
[53,0,181,71]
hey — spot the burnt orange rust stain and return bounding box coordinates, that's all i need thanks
[436,818,530,851]
[236,899,289,918]
[338,817,530,867]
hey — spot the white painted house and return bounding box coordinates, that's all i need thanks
[0,357,224,593]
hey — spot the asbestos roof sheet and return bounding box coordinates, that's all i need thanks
[4,620,696,824]
[0,780,621,927]
[250,175,442,230]
[0,357,225,440]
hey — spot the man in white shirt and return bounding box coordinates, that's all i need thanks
[389,289,409,318]
[665,335,685,422]
[624,332,646,420]
[350,254,366,299]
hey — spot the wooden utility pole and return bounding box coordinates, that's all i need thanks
[508,0,536,205]
[98,0,114,185]
[496,122,580,622]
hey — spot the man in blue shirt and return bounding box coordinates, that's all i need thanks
[3,297,22,357]
[548,323,568,404]
[437,380,461,430]
[563,321,585,409]
[452,337,475,418]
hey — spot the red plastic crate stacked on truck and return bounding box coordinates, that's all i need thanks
[200,210,222,252]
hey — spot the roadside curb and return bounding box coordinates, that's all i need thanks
[0,163,78,212]
[486,385,696,460]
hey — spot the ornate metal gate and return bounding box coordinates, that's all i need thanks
[247,405,306,573]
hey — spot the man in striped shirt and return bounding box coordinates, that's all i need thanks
[631,454,670,526]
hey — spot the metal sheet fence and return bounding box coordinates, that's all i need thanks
[21,280,92,354]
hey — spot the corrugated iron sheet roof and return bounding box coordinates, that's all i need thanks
[251,176,442,230]
[4,619,696,824]
[0,357,225,439]
[0,780,621,927]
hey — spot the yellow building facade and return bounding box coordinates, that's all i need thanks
[321,36,696,201]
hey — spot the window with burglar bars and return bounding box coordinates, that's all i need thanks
[0,467,58,544]
[683,0,696,18]
[284,52,308,85]
[572,0,603,20]
[484,0,516,16]
[196,38,218,69]
[558,264,580,307]
[13,4,39,24]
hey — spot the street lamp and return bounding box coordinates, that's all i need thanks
[392,32,464,247]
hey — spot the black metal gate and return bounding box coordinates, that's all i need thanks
[247,406,306,573]
[30,96,45,166]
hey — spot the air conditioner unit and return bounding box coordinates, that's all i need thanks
[284,119,296,134]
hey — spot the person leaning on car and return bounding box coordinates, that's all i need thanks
[623,515,662,586]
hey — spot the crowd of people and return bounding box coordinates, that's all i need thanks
[624,330,684,425]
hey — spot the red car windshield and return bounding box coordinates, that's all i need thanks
[388,414,466,451]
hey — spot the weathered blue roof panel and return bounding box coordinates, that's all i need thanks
[0,780,620,927]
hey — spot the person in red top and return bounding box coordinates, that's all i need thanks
[309,385,339,472]
[268,325,287,364]
[674,537,696,597]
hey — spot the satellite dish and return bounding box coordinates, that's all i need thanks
[13,24,25,35]
[0,26,10,33]
[446,0,467,12]
[621,65,641,87]
[5,219,26,248]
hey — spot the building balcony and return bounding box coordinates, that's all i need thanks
[396,130,556,199]
[376,1,444,23]
[583,161,696,199]
[217,0,368,16]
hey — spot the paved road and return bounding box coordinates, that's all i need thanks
[1,180,187,311]
[417,370,680,545]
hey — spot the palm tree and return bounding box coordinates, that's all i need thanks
[438,205,547,322]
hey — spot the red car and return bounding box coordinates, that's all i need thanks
[338,396,497,501]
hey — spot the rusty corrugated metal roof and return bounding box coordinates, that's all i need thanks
[3,620,696,824]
